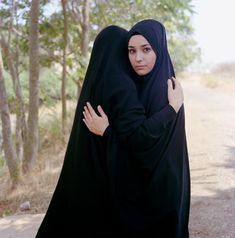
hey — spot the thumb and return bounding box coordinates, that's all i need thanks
[167,79,173,90]
[97,105,106,117]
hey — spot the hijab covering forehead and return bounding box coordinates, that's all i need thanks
[127,19,175,115]
[129,19,166,61]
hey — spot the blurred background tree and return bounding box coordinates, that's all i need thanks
[0,0,199,186]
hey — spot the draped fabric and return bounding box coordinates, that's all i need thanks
[36,25,174,237]
[35,26,142,238]
[36,21,190,238]
[117,19,191,237]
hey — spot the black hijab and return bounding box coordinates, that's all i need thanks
[127,19,175,115]
[120,19,191,237]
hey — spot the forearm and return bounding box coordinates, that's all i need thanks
[117,104,176,150]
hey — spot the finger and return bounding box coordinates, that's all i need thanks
[86,102,97,117]
[97,105,106,117]
[172,77,180,87]
[82,118,90,129]
[171,76,176,89]
[83,111,89,121]
[83,107,92,121]
[83,106,91,119]
[167,79,173,90]
[175,78,182,90]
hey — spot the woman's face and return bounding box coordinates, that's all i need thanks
[128,35,157,76]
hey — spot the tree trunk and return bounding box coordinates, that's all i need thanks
[78,0,90,97]
[0,51,21,188]
[22,0,40,173]
[81,0,90,59]
[61,0,68,133]
[12,0,24,159]
[0,38,27,161]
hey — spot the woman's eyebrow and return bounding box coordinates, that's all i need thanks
[141,44,151,47]
[128,44,151,48]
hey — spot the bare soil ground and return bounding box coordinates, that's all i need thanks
[184,78,235,238]
[0,76,234,238]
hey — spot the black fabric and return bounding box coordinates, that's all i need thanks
[115,19,190,237]
[36,25,178,237]
[35,26,130,238]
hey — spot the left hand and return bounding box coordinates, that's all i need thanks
[167,77,184,113]
[83,102,109,136]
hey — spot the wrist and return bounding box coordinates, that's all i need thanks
[100,125,109,136]
[169,103,178,113]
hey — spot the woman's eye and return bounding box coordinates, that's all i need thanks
[128,49,135,54]
[144,47,151,53]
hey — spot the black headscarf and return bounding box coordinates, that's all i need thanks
[120,19,191,237]
[127,19,175,115]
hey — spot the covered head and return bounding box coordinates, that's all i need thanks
[127,19,175,115]
[79,25,128,107]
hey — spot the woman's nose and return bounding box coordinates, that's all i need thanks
[135,52,143,62]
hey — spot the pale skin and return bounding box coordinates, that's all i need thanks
[83,35,184,136]
[128,35,157,76]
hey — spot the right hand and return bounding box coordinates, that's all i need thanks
[167,77,184,113]
[83,102,109,136]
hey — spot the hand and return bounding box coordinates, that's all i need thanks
[83,102,109,136]
[167,77,184,113]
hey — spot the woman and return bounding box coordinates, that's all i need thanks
[83,19,190,237]
[36,24,183,237]
[36,26,128,238]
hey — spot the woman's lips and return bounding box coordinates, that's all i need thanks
[135,65,147,70]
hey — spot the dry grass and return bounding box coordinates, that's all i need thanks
[200,62,235,94]
[0,100,76,218]
[0,139,66,218]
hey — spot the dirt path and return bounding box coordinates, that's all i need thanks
[0,214,44,238]
[0,78,234,237]
[184,79,235,238]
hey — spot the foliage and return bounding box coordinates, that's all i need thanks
[168,35,200,72]
[39,113,63,150]
[39,102,76,151]
[0,0,199,106]
[39,68,77,106]
[3,67,77,111]
[95,1,197,74]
